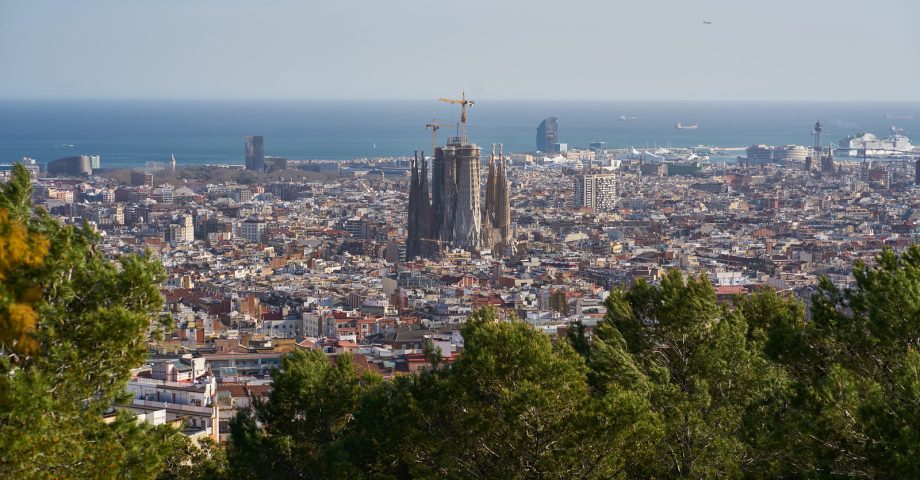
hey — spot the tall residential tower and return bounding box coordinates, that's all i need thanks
[574,172,618,212]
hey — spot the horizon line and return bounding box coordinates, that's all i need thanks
[1,97,919,104]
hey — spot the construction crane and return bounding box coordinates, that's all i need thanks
[425,119,459,155]
[438,91,475,143]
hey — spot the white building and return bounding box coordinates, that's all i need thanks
[263,318,301,338]
[127,376,215,407]
[240,218,267,243]
[574,173,618,211]
[169,214,195,243]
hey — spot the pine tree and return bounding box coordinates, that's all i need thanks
[765,247,920,478]
[0,164,189,479]
[589,271,787,478]
[228,349,374,479]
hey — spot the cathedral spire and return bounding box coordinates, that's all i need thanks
[482,144,498,250]
[418,151,431,254]
[495,143,514,257]
[406,151,422,260]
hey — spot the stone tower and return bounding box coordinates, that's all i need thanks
[482,144,514,257]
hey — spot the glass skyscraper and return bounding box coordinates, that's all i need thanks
[536,117,558,153]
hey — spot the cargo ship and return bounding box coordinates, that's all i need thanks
[675,122,699,130]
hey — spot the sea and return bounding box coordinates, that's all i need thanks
[1,100,918,168]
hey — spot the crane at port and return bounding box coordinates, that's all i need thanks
[438,92,474,143]
[425,119,458,155]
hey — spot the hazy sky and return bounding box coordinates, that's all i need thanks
[1,0,918,101]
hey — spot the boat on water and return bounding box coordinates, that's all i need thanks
[885,113,914,120]
[837,130,915,157]
[618,115,638,121]
[675,122,699,130]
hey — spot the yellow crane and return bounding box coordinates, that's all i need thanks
[425,119,459,155]
[438,91,474,142]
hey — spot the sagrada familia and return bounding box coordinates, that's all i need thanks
[406,141,513,260]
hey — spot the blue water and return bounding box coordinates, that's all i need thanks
[1,100,918,168]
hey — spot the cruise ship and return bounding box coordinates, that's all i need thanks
[837,129,915,157]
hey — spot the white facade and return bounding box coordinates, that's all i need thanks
[127,376,215,407]
[302,312,323,338]
[746,144,809,163]
[574,173,618,211]
[169,214,195,243]
[838,132,915,157]
[240,219,267,243]
[263,318,301,338]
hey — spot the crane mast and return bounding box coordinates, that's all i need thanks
[438,91,474,144]
[425,118,459,155]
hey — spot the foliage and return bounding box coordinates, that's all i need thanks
[157,437,228,480]
[585,271,788,478]
[767,246,920,478]
[403,308,660,479]
[0,164,190,479]
[228,308,660,480]
[0,208,48,356]
[227,349,374,479]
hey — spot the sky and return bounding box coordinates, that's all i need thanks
[1,0,918,101]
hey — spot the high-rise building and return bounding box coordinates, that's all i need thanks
[859,161,872,183]
[245,136,265,172]
[574,173,618,212]
[915,157,920,186]
[813,120,823,155]
[131,171,154,187]
[482,144,514,257]
[169,153,177,172]
[536,117,558,153]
